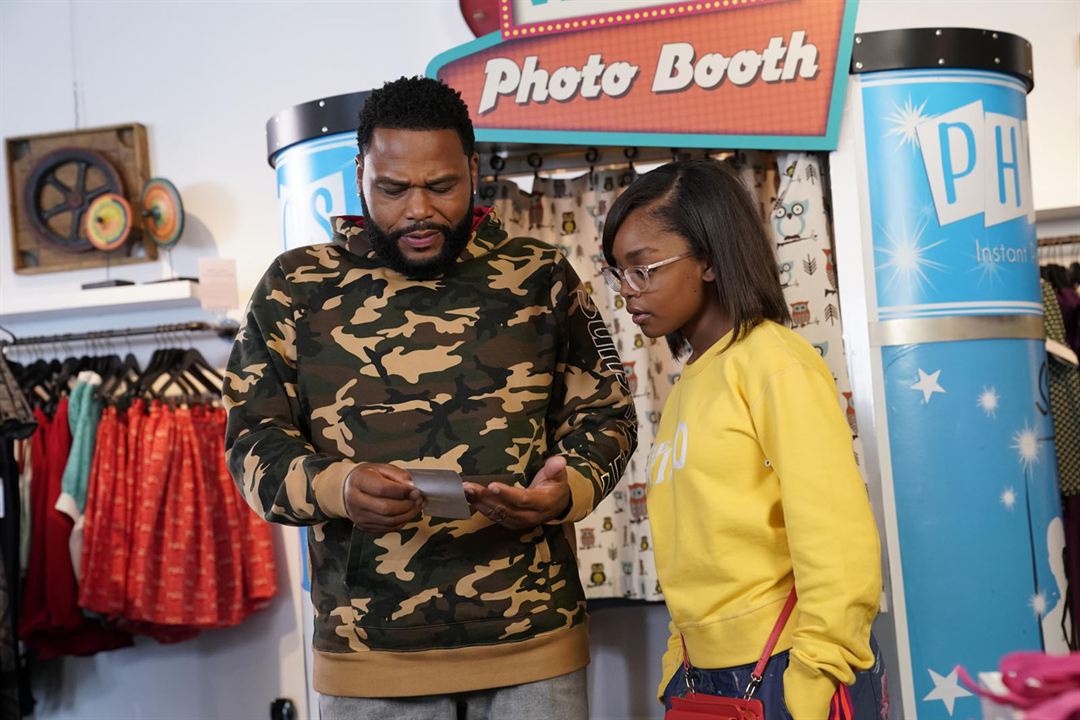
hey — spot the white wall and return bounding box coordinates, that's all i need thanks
[1,1,1077,719]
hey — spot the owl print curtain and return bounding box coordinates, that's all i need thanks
[478,151,862,601]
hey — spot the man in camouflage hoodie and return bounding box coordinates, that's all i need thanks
[224,76,636,718]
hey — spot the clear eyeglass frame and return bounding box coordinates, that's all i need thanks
[600,252,695,293]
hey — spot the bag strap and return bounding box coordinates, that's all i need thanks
[681,587,799,699]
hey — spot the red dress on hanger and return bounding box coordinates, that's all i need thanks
[167,405,220,627]
[193,404,243,626]
[120,400,197,643]
[79,405,122,615]
[21,398,131,659]
[201,405,276,619]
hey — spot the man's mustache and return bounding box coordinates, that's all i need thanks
[390,222,451,240]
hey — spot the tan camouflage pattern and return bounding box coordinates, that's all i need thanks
[224,208,636,657]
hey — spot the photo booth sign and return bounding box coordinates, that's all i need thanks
[431,0,859,150]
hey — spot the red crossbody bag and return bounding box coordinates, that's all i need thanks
[665,589,855,720]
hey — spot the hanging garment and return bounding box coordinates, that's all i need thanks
[1059,287,1080,356]
[1,374,34,703]
[1043,279,1080,496]
[0,441,22,621]
[79,405,126,617]
[193,404,243,627]
[56,371,102,581]
[118,400,197,644]
[0,439,31,717]
[26,399,78,641]
[122,399,144,613]
[0,354,35,442]
[164,406,219,627]
[127,401,179,625]
[3,376,36,699]
[18,410,49,640]
[195,404,276,620]
[20,398,132,660]
[81,399,143,622]
[57,372,102,517]
[0,542,22,719]
[1041,278,1080,645]
[1064,495,1080,650]
[16,438,31,579]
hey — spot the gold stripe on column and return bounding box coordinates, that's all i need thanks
[870,315,1045,347]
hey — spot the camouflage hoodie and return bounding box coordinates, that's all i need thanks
[223,208,636,697]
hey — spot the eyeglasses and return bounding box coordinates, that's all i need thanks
[600,253,695,294]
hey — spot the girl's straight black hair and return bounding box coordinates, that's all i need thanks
[602,158,791,358]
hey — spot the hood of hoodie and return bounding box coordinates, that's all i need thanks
[329,206,509,270]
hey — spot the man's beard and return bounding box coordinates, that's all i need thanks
[359,191,474,280]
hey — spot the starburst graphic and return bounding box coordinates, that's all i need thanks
[1030,591,1048,617]
[876,217,947,293]
[885,96,934,150]
[970,241,1005,288]
[1000,487,1016,510]
[1012,423,1040,470]
[978,387,1000,417]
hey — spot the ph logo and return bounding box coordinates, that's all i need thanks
[916,100,1034,228]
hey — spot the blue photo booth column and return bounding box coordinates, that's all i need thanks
[267,91,371,251]
[851,29,1065,720]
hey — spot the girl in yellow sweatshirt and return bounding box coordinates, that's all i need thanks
[600,159,885,720]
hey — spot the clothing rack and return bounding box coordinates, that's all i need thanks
[0,321,239,349]
[1039,235,1080,248]
[1038,235,1080,266]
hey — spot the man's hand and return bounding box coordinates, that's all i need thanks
[344,463,423,533]
[462,456,571,530]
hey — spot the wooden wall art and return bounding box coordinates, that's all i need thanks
[6,123,159,275]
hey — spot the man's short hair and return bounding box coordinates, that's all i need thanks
[357,76,475,157]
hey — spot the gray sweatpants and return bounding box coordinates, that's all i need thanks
[318,667,589,720]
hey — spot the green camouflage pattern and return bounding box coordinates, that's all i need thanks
[224,208,636,654]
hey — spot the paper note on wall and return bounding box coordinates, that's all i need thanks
[197,258,239,311]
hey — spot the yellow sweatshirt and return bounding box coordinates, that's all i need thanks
[648,321,881,720]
